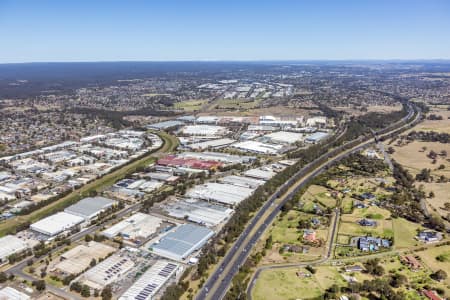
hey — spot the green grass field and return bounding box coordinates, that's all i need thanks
[173,99,207,111]
[0,131,178,237]
[270,210,303,245]
[392,218,421,249]
[341,197,353,214]
[252,266,346,300]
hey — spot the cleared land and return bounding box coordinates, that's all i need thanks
[392,217,422,249]
[422,182,450,223]
[389,140,450,177]
[413,106,450,134]
[416,245,450,295]
[252,266,346,300]
[173,99,208,111]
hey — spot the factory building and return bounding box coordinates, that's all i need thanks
[64,196,116,220]
[30,212,84,237]
[0,235,29,264]
[119,260,180,300]
[150,224,214,261]
[185,182,254,207]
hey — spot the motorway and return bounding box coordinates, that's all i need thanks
[196,102,420,300]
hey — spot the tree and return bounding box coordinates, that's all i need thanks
[101,285,113,300]
[431,269,448,281]
[0,272,7,283]
[389,273,407,288]
[81,285,91,297]
[429,191,435,198]
[444,202,450,211]
[90,258,97,267]
[265,235,273,250]
[32,280,46,291]
[84,234,93,242]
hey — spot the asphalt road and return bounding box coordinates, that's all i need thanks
[6,202,142,299]
[196,102,420,300]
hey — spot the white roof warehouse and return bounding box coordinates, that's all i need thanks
[119,260,180,300]
[64,196,116,220]
[0,235,29,263]
[30,212,84,237]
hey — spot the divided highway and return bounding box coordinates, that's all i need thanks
[196,102,420,300]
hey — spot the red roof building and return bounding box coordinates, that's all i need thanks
[157,155,222,170]
[422,290,443,300]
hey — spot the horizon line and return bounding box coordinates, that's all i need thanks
[2,58,450,65]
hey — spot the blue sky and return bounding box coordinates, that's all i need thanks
[1,0,449,63]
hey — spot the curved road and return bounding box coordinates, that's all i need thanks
[196,102,420,300]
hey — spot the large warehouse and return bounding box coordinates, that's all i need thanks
[262,131,304,144]
[150,224,214,261]
[30,212,84,237]
[180,125,229,136]
[231,140,284,155]
[119,260,180,300]
[102,213,164,244]
[79,253,135,290]
[220,175,265,189]
[163,198,234,227]
[0,235,29,264]
[53,241,116,275]
[185,182,254,206]
[64,196,116,220]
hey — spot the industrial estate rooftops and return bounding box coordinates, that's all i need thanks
[262,131,304,144]
[102,213,164,243]
[119,260,180,300]
[163,198,234,227]
[178,151,255,164]
[0,287,30,300]
[180,125,229,136]
[244,167,277,180]
[147,120,185,130]
[54,241,116,275]
[185,182,255,206]
[30,212,84,237]
[220,175,265,189]
[150,224,214,261]
[0,235,29,263]
[79,253,135,290]
[64,196,116,220]
[231,140,284,155]
[187,138,236,150]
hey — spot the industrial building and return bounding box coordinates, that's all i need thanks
[30,212,84,237]
[177,151,255,164]
[147,120,184,131]
[187,138,236,150]
[304,131,330,144]
[220,175,265,189]
[262,131,304,144]
[185,182,254,206]
[180,125,228,136]
[150,224,214,261]
[79,253,135,290]
[64,196,116,220]
[119,260,180,300]
[0,235,29,264]
[231,140,284,155]
[102,213,164,244]
[0,287,30,300]
[158,155,222,171]
[53,241,116,275]
[244,168,277,180]
[163,198,234,227]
